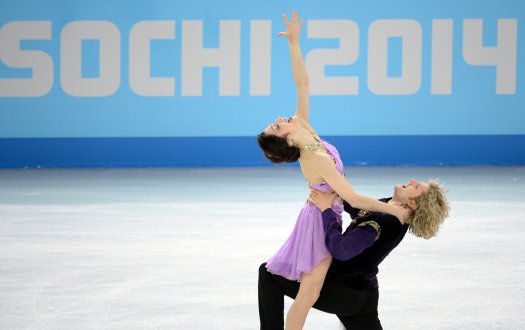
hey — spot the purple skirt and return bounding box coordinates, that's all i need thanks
[266,199,343,282]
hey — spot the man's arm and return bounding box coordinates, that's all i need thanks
[308,189,379,260]
[342,200,360,219]
[321,209,378,261]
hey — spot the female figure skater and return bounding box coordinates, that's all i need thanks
[257,11,409,330]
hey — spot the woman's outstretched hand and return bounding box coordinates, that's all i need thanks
[277,10,304,43]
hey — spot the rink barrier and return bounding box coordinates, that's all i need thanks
[0,135,524,168]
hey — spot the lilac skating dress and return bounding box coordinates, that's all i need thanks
[266,138,344,282]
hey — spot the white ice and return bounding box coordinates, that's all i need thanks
[0,167,524,329]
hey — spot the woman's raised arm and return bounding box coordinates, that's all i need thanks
[278,11,312,127]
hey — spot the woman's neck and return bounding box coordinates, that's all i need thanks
[294,128,318,147]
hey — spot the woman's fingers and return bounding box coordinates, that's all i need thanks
[279,12,303,39]
[283,11,302,27]
[282,13,289,26]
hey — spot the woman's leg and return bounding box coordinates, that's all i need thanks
[258,263,301,329]
[285,257,331,330]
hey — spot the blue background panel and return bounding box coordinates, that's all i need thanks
[1,136,523,168]
[1,0,524,166]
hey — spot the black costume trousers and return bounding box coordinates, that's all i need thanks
[258,263,382,330]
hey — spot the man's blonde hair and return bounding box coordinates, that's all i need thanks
[409,179,450,239]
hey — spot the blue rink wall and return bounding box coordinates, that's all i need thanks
[1,135,524,167]
[1,0,524,167]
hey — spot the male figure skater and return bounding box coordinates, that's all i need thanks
[258,178,450,329]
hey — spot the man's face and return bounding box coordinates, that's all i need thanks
[393,179,430,208]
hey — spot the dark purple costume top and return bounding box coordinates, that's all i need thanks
[321,198,409,290]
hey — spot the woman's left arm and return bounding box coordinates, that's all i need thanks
[315,156,409,222]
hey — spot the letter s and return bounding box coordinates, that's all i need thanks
[0,21,53,97]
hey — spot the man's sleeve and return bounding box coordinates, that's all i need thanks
[342,200,361,219]
[322,209,379,261]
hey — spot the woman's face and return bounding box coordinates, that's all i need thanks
[263,115,299,138]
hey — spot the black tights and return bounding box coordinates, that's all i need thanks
[258,263,382,330]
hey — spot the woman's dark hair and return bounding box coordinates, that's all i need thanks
[257,132,300,163]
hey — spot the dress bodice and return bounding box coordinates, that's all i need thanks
[307,138,344,193]
[266,137,344,282]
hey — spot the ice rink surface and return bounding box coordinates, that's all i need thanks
[1,166,524,329]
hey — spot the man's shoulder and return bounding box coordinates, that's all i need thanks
[354,211,403,233]
[355,209,397,222]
